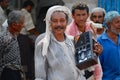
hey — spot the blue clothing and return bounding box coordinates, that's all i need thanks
[97,32,120,80]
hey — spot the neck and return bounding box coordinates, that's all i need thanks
[8,26,18,36]
[77,25,85,32]
[53,33,65,42]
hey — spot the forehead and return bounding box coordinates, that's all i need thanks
[92,12,104,16]
[74,9,88,14]
[112,16,120,21]
[51,11,67,19]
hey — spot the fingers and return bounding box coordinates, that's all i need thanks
[93,42,103,55]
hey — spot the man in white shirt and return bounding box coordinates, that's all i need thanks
[18,1,39,80]
[0,0,9,31]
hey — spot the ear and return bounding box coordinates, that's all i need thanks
[87,13,90,18]
[106,22,111,29]
[72,14,75,19]
[11,22,16,26]
[90,15,93,21]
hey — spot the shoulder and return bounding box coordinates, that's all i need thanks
[66,21,75,32]
[66,34,74,40]
[97,32,106,44]
[35,33,45,46]
[0,30,7,44]
[66,34,75,44]
[21,9,31,16]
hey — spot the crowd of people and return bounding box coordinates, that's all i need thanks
[0,0,120,80]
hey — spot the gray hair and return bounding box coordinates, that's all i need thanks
[7,10,24,25]
[104,11,120,23]
[103,11,120,29]
[91,7,106,16]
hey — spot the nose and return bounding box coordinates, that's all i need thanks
[80,16,84,20]
[96,17,99,21]
[56,21,62,26]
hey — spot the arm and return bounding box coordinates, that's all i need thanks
[28,28,40,36]
[23,12,40,36]
[34,43,47,80]
[93,58,103,80]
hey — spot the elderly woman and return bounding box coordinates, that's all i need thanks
[97,11,120,80]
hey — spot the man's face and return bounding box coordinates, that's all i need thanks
[12,16,24,35]
[109,16,120,34]
[91,11,104,23]
[27,5,33,13]
[91,11,105,35]
[50,11,68,35]
[1,0,9,9]
[72,9,89,27]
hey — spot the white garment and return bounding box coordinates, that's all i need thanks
[20,9,35,35]
[0,6,7,31]
[34,5,86,80]
[35,33,86,80]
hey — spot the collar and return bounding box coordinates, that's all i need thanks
[101,31,120,40]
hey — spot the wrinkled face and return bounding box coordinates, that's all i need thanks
[50,11,68,35]
[72,9,89,27]
[109,16,120,34]
[91,11,104,23]
[12,16,24,35]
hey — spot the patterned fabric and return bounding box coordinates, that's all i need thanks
[0,30,21,77]
[20,9,35,35]
[98,0,120,13]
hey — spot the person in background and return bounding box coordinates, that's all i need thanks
[90,7,106,37]
[0,0,9,31]
[66,2,103,80]
[34,5,86,80]
[20,0,39,37]
[97,11,120,80]
[18,0,39,80]
[0,10,24,80]
[35,0,65,34]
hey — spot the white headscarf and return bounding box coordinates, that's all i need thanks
[37,5,71,56]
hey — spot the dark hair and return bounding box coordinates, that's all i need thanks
[72,2,89,15]
[0,0,4,2]
[22,0,34,8]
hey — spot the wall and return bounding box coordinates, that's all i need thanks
[64,0,98,13]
